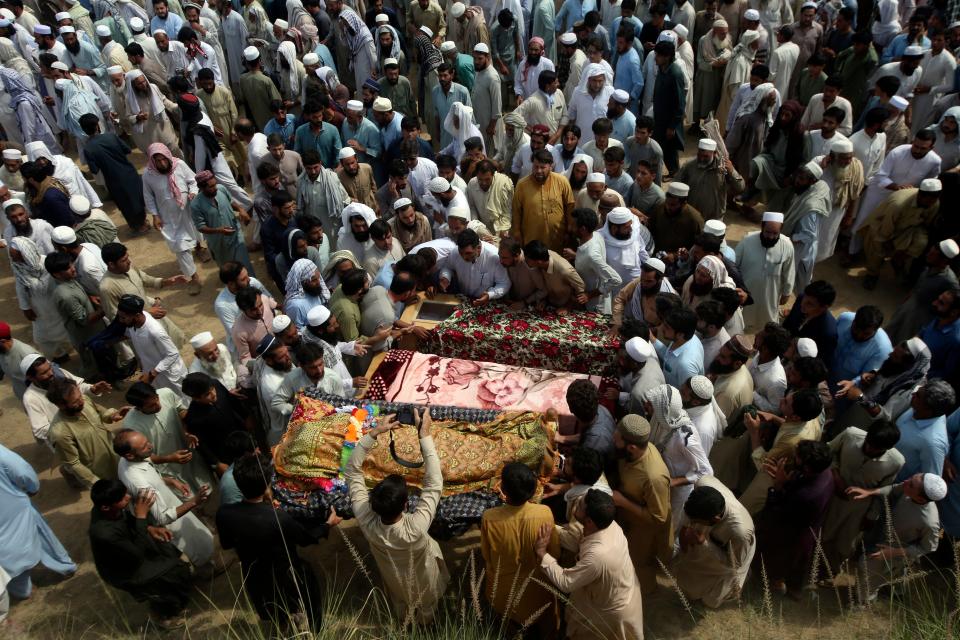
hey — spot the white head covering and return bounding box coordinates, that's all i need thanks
[558,32,577,45]
[95,24,111,37]
[307,305,331,326]
[587,171,606,184]
[55,11,71,21]
[274,18,289,29]
[803,160,823,180]
[625,337,657,362]
[429,176,451,193]
[612,89,630,104]
[903,45,924,57]
[19,353,43,376]
[420,25,433,37]
[889,95,909,110]
[474,42,490,54]
[447,205,471,221]
[243,46,260,61]
[2,149,21,161]
[698,138,718,151]
[657,29,677,44]
[338,146,356,160]
[107,65,124,75]
[672,24,688,39]
[666,182,690,197]
[443,101,484,161]
[271,314,293,333]
[733,82,776,125]
[51,61,69,72]
[563,154,594,181]
[940,239,960,259]
[339,202,378,238]
[34,24,52,35]
[744,8,760,20]
[607,207,633,224]
[303,52,319,66]
[796,337,818,357]
[576,62,613,93]
[129,16,145,31]
[689,374,728,431]
[703,219,726,236]
[277,41,300,97]
[26,141,54,163]
[124,69,164,134]
[450,2,466,18]
[905,337,927,358]
[59,26,76,34]
[920,178,942,192]
[373,97,393,112]
[830,138,854,153]
[69,195,90,215]
[762,211,784,223]
[284,259,324,302]
[52,226,77,245]
[440,41,456,54]
[924,473,948,501]
[190,331,215,349]
[393,197,412,210]
[645,257,666,273]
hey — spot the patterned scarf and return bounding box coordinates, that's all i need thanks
[145,142,185,208]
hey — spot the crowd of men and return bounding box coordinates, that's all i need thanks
[2,0,960,635]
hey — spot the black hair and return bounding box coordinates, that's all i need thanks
[44,251,73,276]
[235,286,261,311]
[865,419,901,450]
[389,159,410,177]
[583,488,616,529]
[563,123,582,139]
[218,261,246,284]
[532,148,554,164]
[501,462,537,504]
[664,307,698,341]
[537,69,557,92]
[751,64,771,79]
[864,106,890,127]
[100,242,127,265]
[197,67,215,81]
[370,474,408,519]
[112,428,137,456]
[302,149,322,166]
[915,128,937,144]
[389,271,417,295]
[456,228,481,250]
[232,452,273,499]
[256,162,280,180]
[790,388,823,421]
[694,233,722,254]
[792,356,828,385]
[592,118,613,135]
[572,207,599,232]
[778,25,794,40]
[796,440,832,473]
[875,75,901,97]
[603,146,625,163]
[654,292,683,319]
[571,447,604,485]
[125,381,157,408]
[760,322,792,357]
[825,75,843,89]
[636,115,655,131]
[91,479,127,507]
[341,268,368,296]
[619,318,650,342]
[804,280,836,306]
[294,341,325,365]
[823,105,846,124]
[684,485,725,521]
[369,218,390,240]
[709,286,740,316]
[436,153,458,170]
[696,299,727,329]
[79,113,100,136]
[182,371,214,397]
[853,305,884,330]
[566,379,599,422]
[523,239,549,261]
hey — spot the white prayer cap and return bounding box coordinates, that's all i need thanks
[345,99,364,111]
[0,18,9,27]
[607,207,632,224]
[338,146,356,160]
[3,198,24,210]
[393,197,412,210]
[19,353,43,376]
[473,42,490,54]
[54,78,70,90]
[698,138,717,151]
[107,65,124,75]
[69,195,91,215]
[274,18,289,29]
[55,11,71,21]
[384,57,399,66]
[704,219,726,237]
[672,24,688,39]
[666,182,690,197]
[612,89,630,104]
[923,473,948,501]
[373,97,393,112]
[243,46,260,61]
[920,178,942,192]
[625,337,656,362]
[271,315,292,334]
[903,45,924,57]
[129,16,144,30]
[905,336,927,357]
[440,40,456,53]
[950,21,960,29]
[189,331,215,349]
[2,149,21,161]
[429,176,451,193]
[803,160,823,180]
[744,8,760,20]
[420,25,433,37]
[830,138,853,153]
[762,211,784,223]
[689,375,714,401]
[657,29,677,43]
[796,337,818,357]
[307,305,331,327]
[712,18,728,28]
[375,12,388,22]
[940,239,960,259]
[51,61,69,71]
[558,32,577,45]
[801,1,817,9]
[59,25,76,34]
[152,28,166,35]
[96,24,111,36]
[51,226,77,245]
[302,52,319,66]
[889,95,909,110]
[644,257,666,274]
[587,172,606,184]
[0,8,12,19]
[34,24,52,35]
[450,2,466,18]
[448,205,470,220]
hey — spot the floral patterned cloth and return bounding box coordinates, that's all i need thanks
[420,302,619,376]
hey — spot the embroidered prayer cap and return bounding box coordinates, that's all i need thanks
[698,138,717,151]
[307,305,331,327]
[19,353,43,376]
[889,95,909,111]
[55,11,71,21]
[271,314,292,334]
[346,99,364,112]
[51,61,70,71]
[558,32,577,45]
[384,57,399,67]
[587,172,606,184]
[420,25,433,37]
[338,147,356,160]
[429,176,451,193]
[153,28,166,35]
[625,337,656,363]
[107,65,124,75]
[728,334,757,358]
[617,414,651,444]
[923,473,948,501]
[920,178,942,192]
[448,206,470,220]
[474,42,490,54]
[34,24,52,35]
[666,182,690,197]
[689,375,714,401]
[0,321,9,339]
[243,46,260,61]
[530,124,551,136]
[712,18,728,28]
[117,294,145,314]
[59,25,76,34]
[130,17,145,30]
[190,331,215,349]
[761,211,784,223]
[940,239,960,259]
[393,197,412,210]
[796,337,818,357]
[2,149,21,160]
[903,45,924,58]
[274,19,289,29]
[905,337,927,358]
[440,40,457,53]
[450,2,466,18]
[612,89,630,104]
[830,138,853,153]
[801,1,817,9]
[302,52,319,66]
[375,13,388,22]
[256,334,279,357]
[657,29,677,43]
[3,198,24,211]
[69,195,91,215]
[672,24,688,39]
[803,160,823,180]
[51,226,77,245]
[373,97,393,112]
[644,257,666,274]
[703,219,726,237]
[744,8,760,20]
[606,207,632,224]
[194,169,215,185]
[0,9,13,20]
[96,24,111,36]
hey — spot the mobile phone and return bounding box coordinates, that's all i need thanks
[396,405,415,425]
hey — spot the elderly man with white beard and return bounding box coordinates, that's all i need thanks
[122,70,181,158]
[187,331,240,391]
[598,206,650,292]
[812,138,864,263]
[567,63,614,145]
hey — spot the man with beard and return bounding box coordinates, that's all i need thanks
[187,331,238,391]
[386,198,432,253]
[558,32,586,101]
[252,335,294,444]
[3,198,54,252]
[293,100,342,168]
[377,161,419,221]
[471,44,500,155]
[340,98,381,169]
[918,289,960,381]
[607,90,635,145]
[549,125,584,172]
[34,24,67,61]
[465,160,513,240]
[575,171,625,213]
[46,252,111,379]
[422,175,469,234]
[859,178,943,290]
[514,37,554,102]
[21,353,111,444]
[811,138,864,263]
[336,147,378,213]
[681,375,725,457]
[616,335,666,414]
[706,335,755,419]
[886,240,960,344]
[646,182,704,258]
[336,202,377,267]
[511,150,574,253]
[692,20,731,124]
[296,150,351,253]
[303,305,367,394]
[514,69,566,144]
[432,62,472,149]
[379,59,417,125]
[47,377,126,487]
[116,295,189,404]
[123,42,170,97]
[60,26,108,92]
[283,259,331,329]
[568,64,614,145]
[271,342,346,431]
[498,238,545,304]
[674,139,744,221]
[182,372,253,470]
[611,257,676,334]
[735,211,795,331]
[232,286,279,365]
[191,171,254,274]
[781,161,831,293]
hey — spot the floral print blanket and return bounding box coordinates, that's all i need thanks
[420,302,619,376]
[365,350,618,431]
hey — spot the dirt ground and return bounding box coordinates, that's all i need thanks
[0,148,911,639]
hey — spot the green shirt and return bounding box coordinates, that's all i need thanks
[238,70,282,131]
[50,400,119,486]
[329,286,362,342]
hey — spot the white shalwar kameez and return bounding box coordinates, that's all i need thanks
[912,49,956,134]
[734,231,795,331]
[192,113,253,209]
[142,161,201,278]
[25,142,102,208]
[599,222,650,290]
[575,232,623,312]
[125,314,189,404]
